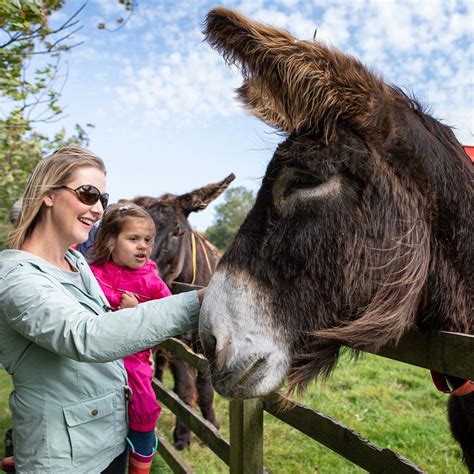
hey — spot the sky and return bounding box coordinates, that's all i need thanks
[39,0,473,230]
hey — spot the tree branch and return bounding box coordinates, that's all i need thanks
[0,4,86,50]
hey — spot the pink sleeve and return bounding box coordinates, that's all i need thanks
[90,264,121,310]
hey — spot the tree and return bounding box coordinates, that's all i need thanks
[97,0,135,31]
[0,1,91,248]
[205,186,255,252]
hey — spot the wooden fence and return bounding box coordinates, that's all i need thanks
[154,282,474,473]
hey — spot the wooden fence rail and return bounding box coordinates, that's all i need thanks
[153,282,473,473]
[372,330,474,380]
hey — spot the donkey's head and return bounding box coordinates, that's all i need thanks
[132,174,234,286]
[198,8,473,399]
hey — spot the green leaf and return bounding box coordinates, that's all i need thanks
[0,1,94,228]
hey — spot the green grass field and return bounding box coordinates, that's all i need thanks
[151,353,466,473]
[0,354,466,473]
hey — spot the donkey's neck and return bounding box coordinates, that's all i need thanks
[174,229,220,287]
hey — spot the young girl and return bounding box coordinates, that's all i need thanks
[90,203,171,474]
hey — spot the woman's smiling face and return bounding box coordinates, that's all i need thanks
[48,166,106,247]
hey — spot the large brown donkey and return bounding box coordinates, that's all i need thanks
[132,173,234,450]
[198,8,473,470]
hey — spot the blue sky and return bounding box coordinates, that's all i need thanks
[42,0,473,230]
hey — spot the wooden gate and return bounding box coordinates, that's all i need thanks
[154,283,474,473]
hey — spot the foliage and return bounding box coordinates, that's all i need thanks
[205,186,255,252]
[97,0,136,31]
[0,369,13,456]
[0,1,92,249]
[0,1,83,120]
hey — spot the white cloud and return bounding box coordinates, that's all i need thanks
[113,44,241,127]
[89,0,472,142]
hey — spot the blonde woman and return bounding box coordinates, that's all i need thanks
[0,146,204,473]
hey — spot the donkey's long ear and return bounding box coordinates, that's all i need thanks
[204,7,391,140]
[178,173,235,216]
[237,78,292,132]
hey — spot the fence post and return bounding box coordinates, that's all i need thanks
[229,399,264,473]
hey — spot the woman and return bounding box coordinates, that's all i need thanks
[0,146,204,473]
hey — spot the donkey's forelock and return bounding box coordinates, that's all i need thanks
[204,7,390,141]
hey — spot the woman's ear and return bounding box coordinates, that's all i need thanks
[43,193,54,208]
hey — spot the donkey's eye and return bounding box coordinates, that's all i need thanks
[273,169,342,216]
[283,176,326,199]
[285,175,341,201]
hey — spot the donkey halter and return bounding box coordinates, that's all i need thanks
[190,230,213,286]
[431,371,474,396]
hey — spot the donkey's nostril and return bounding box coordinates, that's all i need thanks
[201,334,217,361]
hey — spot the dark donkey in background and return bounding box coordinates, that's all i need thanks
[198,8,474,471]
[132,173,234,449]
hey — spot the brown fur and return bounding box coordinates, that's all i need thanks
[204,7,473,467]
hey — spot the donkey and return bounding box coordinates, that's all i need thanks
[131,173,234,449]
[198,8,473,470]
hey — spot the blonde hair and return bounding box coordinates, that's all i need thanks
[8,145,106,249]
[92,203,155,265]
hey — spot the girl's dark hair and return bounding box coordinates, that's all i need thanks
[92,202,155,265]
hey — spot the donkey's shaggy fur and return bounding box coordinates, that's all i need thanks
[199,8,473,469]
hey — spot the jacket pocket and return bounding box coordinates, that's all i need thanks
[63,391,117,466]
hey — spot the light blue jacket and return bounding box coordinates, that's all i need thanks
[0,249,200,473]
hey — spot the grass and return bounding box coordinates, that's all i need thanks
[151,353,465,473]
[0,369,12,453]
[0,354,466,473]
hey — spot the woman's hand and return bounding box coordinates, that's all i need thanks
[197,288,206,306]
[119,291,139,309]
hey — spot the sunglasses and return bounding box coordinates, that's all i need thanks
[61,184,109,210]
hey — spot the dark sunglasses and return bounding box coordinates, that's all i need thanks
[61,184,109,210]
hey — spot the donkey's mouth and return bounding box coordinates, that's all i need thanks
[211,352,288,399]
[233,356,267,387]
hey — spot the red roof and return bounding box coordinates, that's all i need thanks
[464,145,474,161]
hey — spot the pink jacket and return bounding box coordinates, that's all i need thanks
[90,259,171,431]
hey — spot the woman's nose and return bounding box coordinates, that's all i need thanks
[90,200,104,216]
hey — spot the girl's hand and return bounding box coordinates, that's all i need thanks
[119,291,139,309]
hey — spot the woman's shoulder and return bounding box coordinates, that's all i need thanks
[0,250,63,306]
[0,248,32,263]
[0,249,45,279]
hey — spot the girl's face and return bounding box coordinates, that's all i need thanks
[112,217,155,269]
[46,166,106,247]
